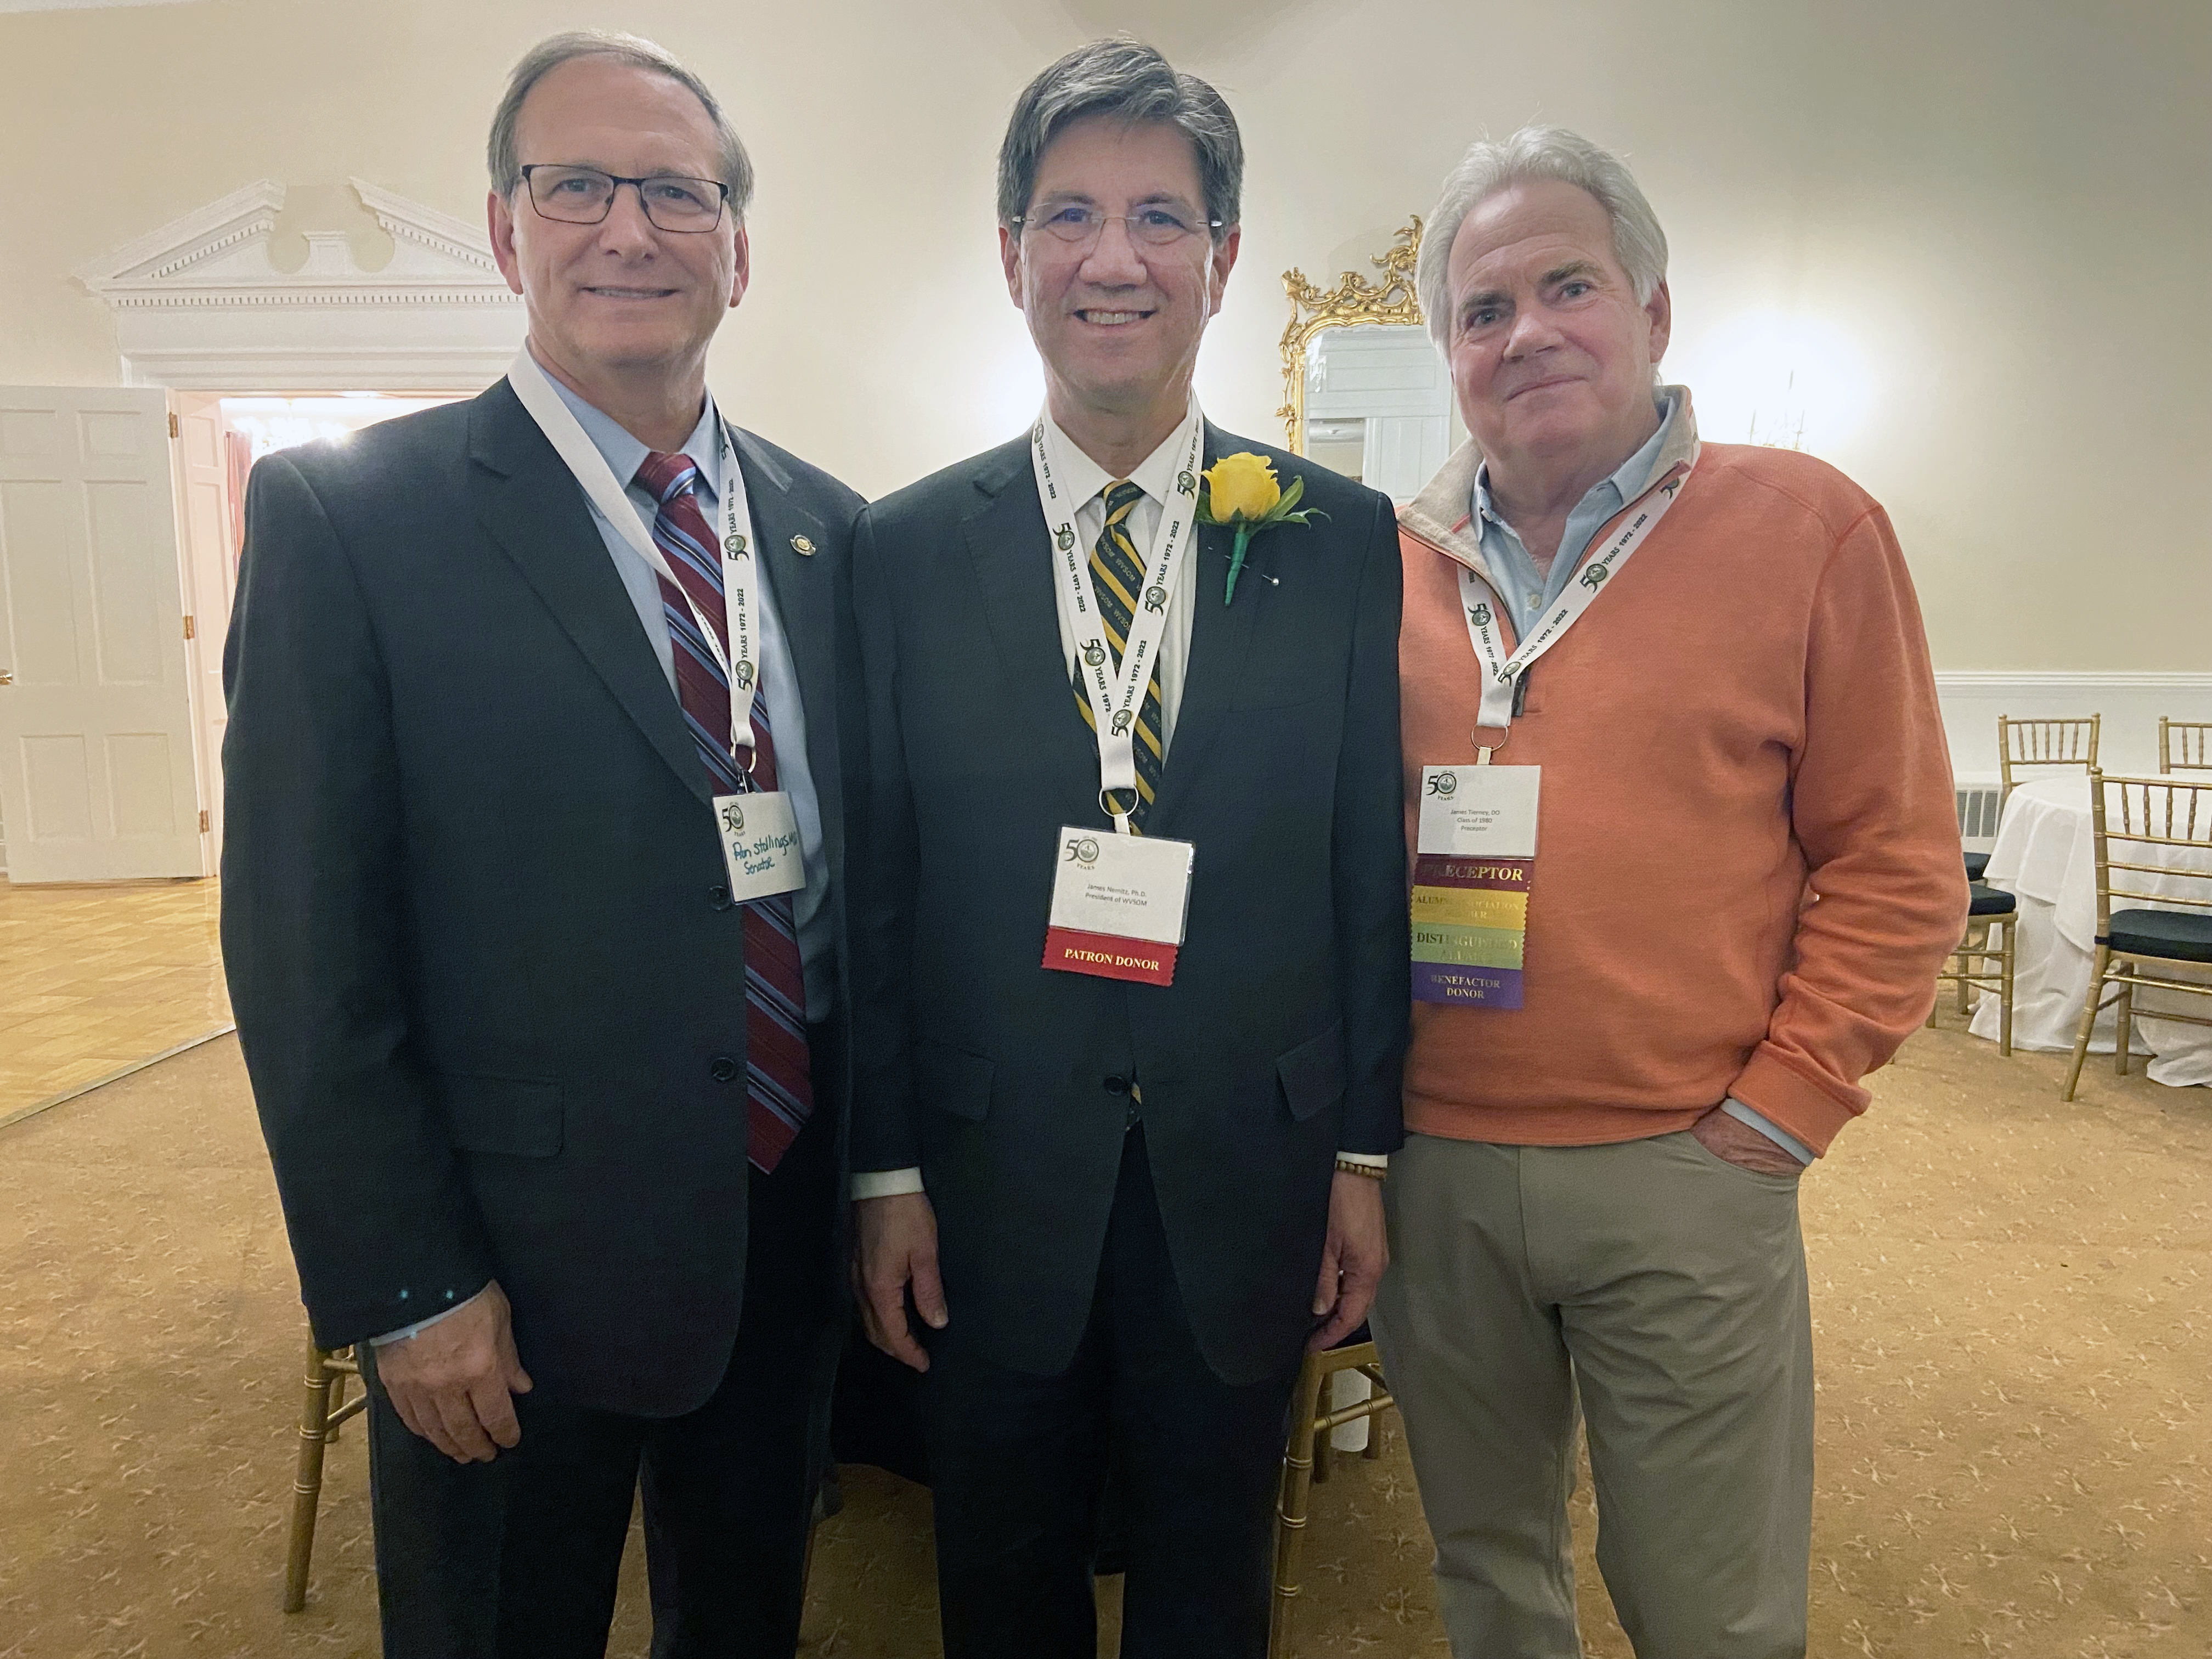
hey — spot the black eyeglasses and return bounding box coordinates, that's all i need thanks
[519,165,730,233]
[1013,204,1222,249]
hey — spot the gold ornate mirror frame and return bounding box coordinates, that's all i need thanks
[1277,217,1426,453]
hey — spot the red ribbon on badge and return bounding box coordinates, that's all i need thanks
[1042,926,1179,986]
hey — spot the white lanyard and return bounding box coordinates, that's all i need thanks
[506,346,765,772]
[1032,404,1205,834]
[1457,458,1694,755]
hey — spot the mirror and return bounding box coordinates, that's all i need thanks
[1278,218,1456,503]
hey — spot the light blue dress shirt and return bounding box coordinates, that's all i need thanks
[549,375,834,1026]
[1473,391,1678,636]
[1469,392,1814,1167]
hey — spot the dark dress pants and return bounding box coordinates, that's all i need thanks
[358,1054,843,1659]
[922,1125,1305,1659]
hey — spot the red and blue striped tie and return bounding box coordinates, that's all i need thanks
[636,449,812,1175]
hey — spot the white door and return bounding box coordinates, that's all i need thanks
[171,393,237,866]
[0,387,206,882]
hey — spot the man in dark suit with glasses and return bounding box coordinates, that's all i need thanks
[222,31,860,1657]
[845,38,1409,1659]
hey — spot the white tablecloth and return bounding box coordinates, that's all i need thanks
[1967,773,2212,1086]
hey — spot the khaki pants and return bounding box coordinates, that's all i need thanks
[1370,1131,1813,1659]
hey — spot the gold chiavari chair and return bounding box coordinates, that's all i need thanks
[2160,717,2212,773]
[1997,713,2101,804]
[2062,771,2212,1101]
[283,1341,363,1612]
[1934,883,2018,1053]
[1270,1334,1396,1658]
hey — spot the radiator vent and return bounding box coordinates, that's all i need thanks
[1957,786,2003,844]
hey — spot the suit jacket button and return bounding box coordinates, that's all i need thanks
[1103,1074,1129,1096]
[710,1056,740,1083]
[709,885,732,910]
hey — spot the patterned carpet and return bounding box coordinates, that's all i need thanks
[0,876,229,1128]
[0,1020,2205,1657]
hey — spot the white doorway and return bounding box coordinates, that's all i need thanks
[0,388,204,883]
[0,388,458,883]
[4,177,518,883]
[182,393,456,873]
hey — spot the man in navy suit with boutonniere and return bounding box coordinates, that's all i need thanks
[843,36,1408,1659]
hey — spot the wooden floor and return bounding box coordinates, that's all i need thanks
[0,875,230,1126]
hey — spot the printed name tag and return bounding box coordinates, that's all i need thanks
[1042,827,1195,987]
[1413,767,1538,1008]
[1419,765,1539,858]
[714,791,805,902]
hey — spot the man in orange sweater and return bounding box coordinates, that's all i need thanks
[1372,126,1967,1659]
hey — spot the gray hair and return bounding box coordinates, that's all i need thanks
[997,38,1242,242]
[1418,126,1667,349]
[487,30,755,221]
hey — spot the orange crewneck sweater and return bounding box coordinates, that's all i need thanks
[1396,393,1968,1155]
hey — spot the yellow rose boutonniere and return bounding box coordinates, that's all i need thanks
[1196,452,1328,604]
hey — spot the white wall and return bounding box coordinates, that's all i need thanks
[1936,674,2212,782]
[1,0,2207,682]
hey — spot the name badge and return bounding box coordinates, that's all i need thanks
[1042,827,1195,986]
[1419,764,1539,857]
[1412,766,1538,1008]
[714,791,805,902]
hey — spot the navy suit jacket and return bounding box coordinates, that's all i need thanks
[221,381,864,1417]
[845,424,1408,1385]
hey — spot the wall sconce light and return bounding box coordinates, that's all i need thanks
[1677,310,1872,457]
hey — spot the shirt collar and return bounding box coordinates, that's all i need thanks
[1474,389,1679,529]
[546,374,724,504]
[1043,407,1195,510]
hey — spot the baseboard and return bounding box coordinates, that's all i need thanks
[0,1024,235,1136]
[1933,671,2212,777]
[1934,670,2212,690]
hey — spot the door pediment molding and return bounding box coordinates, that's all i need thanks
[76,179,523,390]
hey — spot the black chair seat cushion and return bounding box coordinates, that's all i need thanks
[1963,850,1990,881]
[1967,883,2017,917]
[2103,907,2212,964]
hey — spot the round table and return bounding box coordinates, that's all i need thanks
[1967,773,2212,1086]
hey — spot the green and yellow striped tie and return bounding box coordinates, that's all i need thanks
[1073,478,1166,831]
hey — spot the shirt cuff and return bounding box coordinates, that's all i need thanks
[1335,1151,1389,1169]
[368,1286,487,1346]
[1721,1098,1815,1165]
[851,1167,926,1200]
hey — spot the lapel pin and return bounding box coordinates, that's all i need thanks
[790,534,817,557]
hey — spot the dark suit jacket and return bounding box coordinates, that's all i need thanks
[845,424,1408,1386]
[221,381,864,1418]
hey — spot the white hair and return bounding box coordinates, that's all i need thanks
[1417,125,1667,350]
